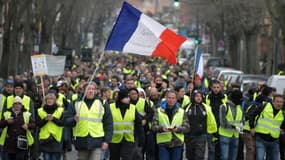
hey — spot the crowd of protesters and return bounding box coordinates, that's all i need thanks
[0,52,285,160]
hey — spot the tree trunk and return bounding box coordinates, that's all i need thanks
[228,35,239,69]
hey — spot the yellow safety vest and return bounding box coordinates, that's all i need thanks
[71,78,80,92]
[186,103,217,134]
[135,80,141,88]
[203,78,209,89]
[219,104,243,138]
[7,95,31,111]
[72,94,78,102]
[243,104,254,131]
[255,103,284,138]
[38,107,64,142]
[73,100,105,138]
[123,68,133,75]
[57,93,71,107]
[205,94,228,106]
[110,103,135,143]
[0,94,7,120]
[181,95,190,109]
[156,107,184,144]
[135,98,146,116]
[253,92,258,101]
[277,70,284,75]
[0,111,34,146]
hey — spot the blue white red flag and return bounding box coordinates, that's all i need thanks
[194,47,203,80]
[105,1,186,65]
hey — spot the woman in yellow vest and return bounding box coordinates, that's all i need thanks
[37,93,64,160]
[0,96,35,160]
[109,89,145,160]
[219,90,243,160]
[152,90,189,160]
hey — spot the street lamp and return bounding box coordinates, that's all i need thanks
[173,0,180,7]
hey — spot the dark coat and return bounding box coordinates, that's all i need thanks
[0,110,36,153]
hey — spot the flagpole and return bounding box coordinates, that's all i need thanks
[74,50,106,140]
[40,75,45,100]
[190,45,199,99]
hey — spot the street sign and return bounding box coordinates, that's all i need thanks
[218,40,225,51]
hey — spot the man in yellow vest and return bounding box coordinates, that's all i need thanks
[0,80,14,159]
[175,86,190,109]
[152,90,189,160]
[65,82,113,160]
[205,79,227,160]
[3,82,35,119]
[0,80,14,120]
[218,90,243,160]
[109,89,145,160]
[249,94,284,160]
[242,86,274,160]
[0,96,35,160]
[185,90,217,160]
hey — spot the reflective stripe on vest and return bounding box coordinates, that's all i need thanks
[156,107,184,144]
[255,103,284,138]
[219,105,243,138]
[73,100,105,138]
[110,103,135,143]
[7,95,30,111]
[0,111,34,146]
[136,98,146,116]
[38,107,64,142]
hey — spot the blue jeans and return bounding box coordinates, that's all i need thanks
[158,145,183,160]
[256,135,279,160]
[219,135,239,160]
[43,152,61,160]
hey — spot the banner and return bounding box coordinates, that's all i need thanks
[31,54,66,76]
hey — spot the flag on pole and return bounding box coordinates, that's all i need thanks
[105,1,186,65]
[194,47,203,80]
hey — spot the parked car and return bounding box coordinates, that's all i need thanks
[214,67,244,86]
[236,74,268,92]
[267,75,285,94]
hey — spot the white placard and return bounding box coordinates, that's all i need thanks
[31,55,48,76]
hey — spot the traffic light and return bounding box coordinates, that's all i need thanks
[194,39,201,45]
[173,0,180,7]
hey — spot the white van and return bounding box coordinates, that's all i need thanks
[267,75,285,94]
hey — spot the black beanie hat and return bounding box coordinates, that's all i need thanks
[118,89,129,101]
[14,82,24,88]
[230,90,243,105]
[128,87,139,94]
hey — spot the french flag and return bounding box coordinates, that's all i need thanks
[194,47,203,80]
[105,1,186,65]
